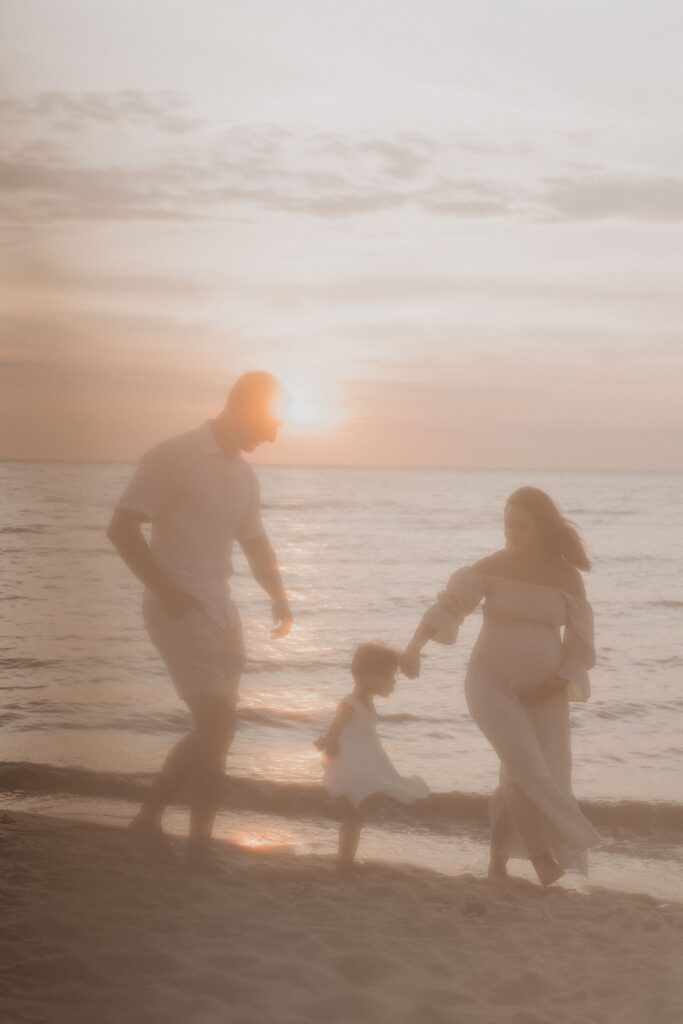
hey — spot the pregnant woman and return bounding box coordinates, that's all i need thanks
[401,487,600,886]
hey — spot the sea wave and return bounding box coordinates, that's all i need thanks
[379,712,447,725]
[3,704,449,735]
[1,761,681,840]
[0,657,57,670]
[0,526,46,534]
[245,658,342,674]
[566,508,638,517]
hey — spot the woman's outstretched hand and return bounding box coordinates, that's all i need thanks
[400,648,421,679]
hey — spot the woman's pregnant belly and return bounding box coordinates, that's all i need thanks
[472,619,563,697]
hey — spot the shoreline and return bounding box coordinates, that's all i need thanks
[3,459,683,475]
[2,760,681,837]
[1,811,681,1023]
[4,787,683,904]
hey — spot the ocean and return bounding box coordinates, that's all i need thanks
[1,461,681,899]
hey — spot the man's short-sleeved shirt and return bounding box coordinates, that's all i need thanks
[116,421,265,626]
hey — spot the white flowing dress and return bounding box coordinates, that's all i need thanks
[422,567,600,872]
[323,692,430,809]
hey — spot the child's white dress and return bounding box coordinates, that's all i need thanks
[322,692,430,808]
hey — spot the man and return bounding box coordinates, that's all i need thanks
[107,370,292,867]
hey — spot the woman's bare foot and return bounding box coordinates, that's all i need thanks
[487,854,510,881]
[532,852,565,887]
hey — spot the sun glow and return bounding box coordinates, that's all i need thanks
[278,377,344,435]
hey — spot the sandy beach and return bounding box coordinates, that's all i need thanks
[0,812,681,1024]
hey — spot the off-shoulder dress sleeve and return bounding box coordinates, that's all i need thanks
[420,566,488,645]
[558,596,596,702]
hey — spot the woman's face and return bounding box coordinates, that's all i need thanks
[504,503,541,553]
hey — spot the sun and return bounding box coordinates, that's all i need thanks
[278,377,343,435]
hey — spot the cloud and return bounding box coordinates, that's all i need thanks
[2,94,682,230]
[0,158,203,223]
[290,276,682,311]
[0,149,514,228]
[0,102,519,227]
[0,90,200,134]
[542,175,683,223]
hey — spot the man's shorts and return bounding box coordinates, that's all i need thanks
[142,595,245,704]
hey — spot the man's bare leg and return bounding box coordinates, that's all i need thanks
[131,694,235,863]
[133,735,199,826]
[186,694,236,867]
[130,731,201,860]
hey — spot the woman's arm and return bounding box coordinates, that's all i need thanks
[314,702,355,757]
[400,565,488,679]
[400,624,437,679]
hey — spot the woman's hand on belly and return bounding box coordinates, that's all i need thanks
[518,674,569,706]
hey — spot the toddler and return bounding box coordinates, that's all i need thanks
[315,642,429,875]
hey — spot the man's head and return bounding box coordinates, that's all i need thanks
[224,371,281,452]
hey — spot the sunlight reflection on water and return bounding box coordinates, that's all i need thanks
[2,463,683,853]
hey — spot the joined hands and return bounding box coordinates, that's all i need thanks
[399,647,421,679]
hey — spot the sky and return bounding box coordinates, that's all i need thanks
[1,0,682,469]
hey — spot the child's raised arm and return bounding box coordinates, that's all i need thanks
[314,701,355,758]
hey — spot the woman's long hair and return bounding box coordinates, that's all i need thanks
[506,487,591,571]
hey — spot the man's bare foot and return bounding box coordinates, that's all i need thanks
[128,816,177,863]
[487,855,510,881]
[532,853,565,887]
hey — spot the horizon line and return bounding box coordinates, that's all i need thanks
[0,457,681,475]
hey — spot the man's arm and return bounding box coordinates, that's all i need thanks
[239,533,293,638]
[106,509,197,617]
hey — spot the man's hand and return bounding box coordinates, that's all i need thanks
[239,535,292,638]
[400,647,421,679]
[271,597,293,639]
[519,675,568,706]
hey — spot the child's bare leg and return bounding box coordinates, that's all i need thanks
[337,800,363,876]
